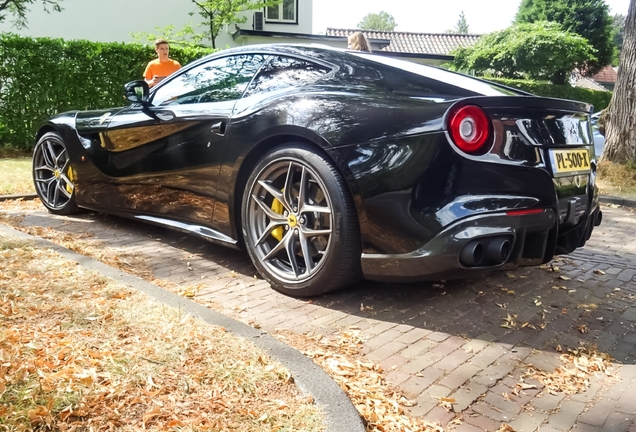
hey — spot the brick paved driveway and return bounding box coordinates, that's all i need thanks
[2,203,635,431]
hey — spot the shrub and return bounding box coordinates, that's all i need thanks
[0,34,213,150]
[485,77,612,112]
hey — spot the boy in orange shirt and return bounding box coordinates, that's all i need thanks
[144,39,181,88]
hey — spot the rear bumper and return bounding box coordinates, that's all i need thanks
[361,205,600,282]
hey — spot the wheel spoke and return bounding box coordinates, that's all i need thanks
[302,227,331,238]
[57,180,73,199]
[53,181,61,206]
[283,162,296,211]
[258,180,293,213]
[284,233,301,279]
[252,194,287,222]
[55,148,67,166]
[263,230,291,261]
[301,204,331,215]
[298,231,314,274]
[34,165,55,173]
[297,166,308,212]
[43,141,57,169]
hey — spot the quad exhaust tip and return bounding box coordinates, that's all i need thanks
[460,237,512,267]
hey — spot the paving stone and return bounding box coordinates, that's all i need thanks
[463,339,491,354]
[573,423,603,432]
[365,329,404,349]
[427,331,451,342]
[463,411,502,431]
[453,422,483,432]
[602,412,634,432]
[472,401,512,422]
[450,381,489,412]
[439,363,482,391]
[510,411,548,432]
[378,354,409,372]
[547,400,586,431]
[570,376,604,403]
[399,338,438,359]
[472,361,516,388]
[616,383,636,415]
[483,391,523,416]
[469,344,508,369]
[400,368,445,397]
[425,406,456,427]
[434,347,474,372]
[394,327,433,344]
[366,341,408,362]
[577,399,616,427]
[525,351,562,373]
[530,392,565,413]
[385,369,411,388]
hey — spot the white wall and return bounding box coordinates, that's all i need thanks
[0,0,312,47]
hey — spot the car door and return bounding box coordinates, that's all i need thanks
[95,54,267,231]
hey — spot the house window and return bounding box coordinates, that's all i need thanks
[265,0,297,23]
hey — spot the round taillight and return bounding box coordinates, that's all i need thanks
[448,105,491,154]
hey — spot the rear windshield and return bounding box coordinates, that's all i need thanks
[351,53,525,97]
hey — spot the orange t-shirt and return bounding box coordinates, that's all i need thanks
[143,59,181,80]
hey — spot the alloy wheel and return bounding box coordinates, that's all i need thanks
[246,158,333,285]
[33,135,75,211]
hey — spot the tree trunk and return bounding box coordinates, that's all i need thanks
[601,0,636,162]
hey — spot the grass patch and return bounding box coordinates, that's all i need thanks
[0,156,34,195]
[0,234,324,431]
[597,160,636,199]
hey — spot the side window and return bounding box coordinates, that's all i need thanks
[243,56,330,97]
[152,54,267,106]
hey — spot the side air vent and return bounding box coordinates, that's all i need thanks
[253,11,264,30]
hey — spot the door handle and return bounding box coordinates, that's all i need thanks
[211,121,226,136]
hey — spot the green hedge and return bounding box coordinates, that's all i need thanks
[0,34,213,150]
[485,77,612,112]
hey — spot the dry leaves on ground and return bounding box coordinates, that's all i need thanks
[0,234,323,431]
[525,347,615,395]
[277,330,445,432]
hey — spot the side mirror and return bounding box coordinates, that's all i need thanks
[124,80,150,105]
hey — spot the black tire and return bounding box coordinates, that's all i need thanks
[32,132,80,215]
[241,143,361,297]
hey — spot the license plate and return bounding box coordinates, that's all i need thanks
[549,148,591,174]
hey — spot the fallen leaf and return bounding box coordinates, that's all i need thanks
[559,276,571,281]
[593,269,606,275]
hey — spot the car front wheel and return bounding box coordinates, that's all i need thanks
[242,144,361,297]
[32,132,79,215]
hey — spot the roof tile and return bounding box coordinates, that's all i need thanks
[326,28,481,55]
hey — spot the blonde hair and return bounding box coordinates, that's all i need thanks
[154,38,169,48]
[347,32,371,52]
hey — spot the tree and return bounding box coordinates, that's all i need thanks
[451,22,596,84]
[357,11,397,32]
[612,13,626,64]
[131,23,207,49]
[190,0,281,49]
[0,0,62,28]
[515,0,614,76]
[601,0,636,163]
[448,10,470,34]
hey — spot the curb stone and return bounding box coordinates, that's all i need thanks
[0,193,37,202]
[599,195,636,208]
[0,222,366,432]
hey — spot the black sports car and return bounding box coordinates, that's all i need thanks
[32,44,602,297]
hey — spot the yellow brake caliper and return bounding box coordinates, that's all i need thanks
[66,166,75,194]
[271,192,284,241]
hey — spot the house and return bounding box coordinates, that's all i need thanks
[0,0,480,67]
[590,65,618,91]
[0,0,313,48]
[325,28,481,66]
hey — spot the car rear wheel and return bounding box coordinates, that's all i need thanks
[32,132,79,215]
[242,144,361,297]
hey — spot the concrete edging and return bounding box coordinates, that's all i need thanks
[0,193,37,202]
[599,195,636,208]
[0,223,366,432]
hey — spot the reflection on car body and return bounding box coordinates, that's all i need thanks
[32,44,602,297]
